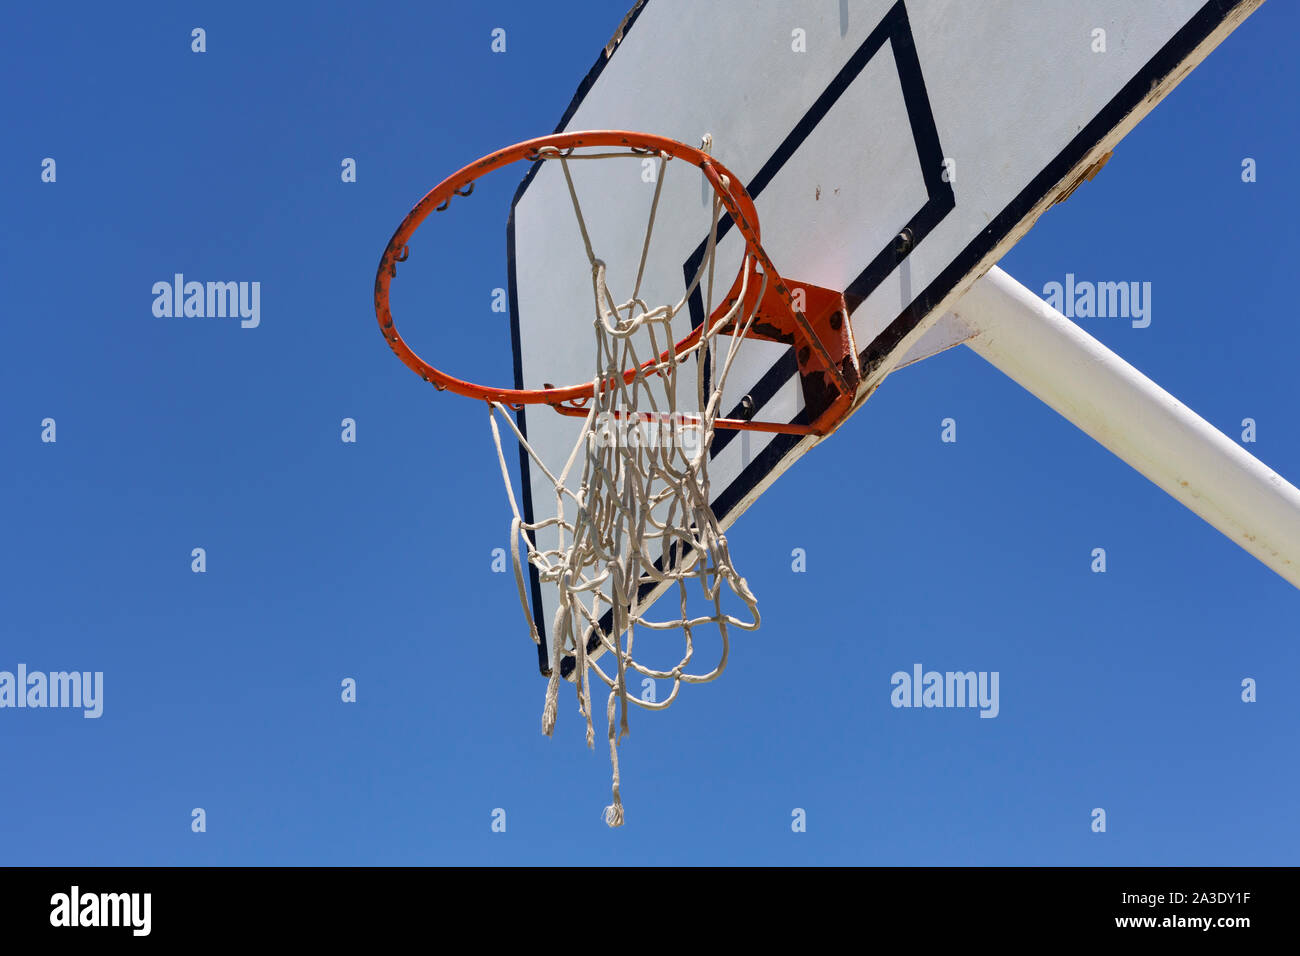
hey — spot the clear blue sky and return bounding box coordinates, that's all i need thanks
[2,1,1296,865]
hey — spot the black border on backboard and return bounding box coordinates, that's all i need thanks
[507,0,1251,677]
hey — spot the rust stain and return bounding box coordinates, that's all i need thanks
[1053,150,1113,206]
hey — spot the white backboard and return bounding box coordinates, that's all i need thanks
[508,0,1261,676]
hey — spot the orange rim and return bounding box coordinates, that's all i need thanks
[373,130,835,426]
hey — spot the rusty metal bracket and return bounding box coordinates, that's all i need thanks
[709,266,859,435]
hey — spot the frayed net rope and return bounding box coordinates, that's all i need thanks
[488,144,760,826]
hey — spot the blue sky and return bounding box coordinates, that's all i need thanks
[2,1,1296,865]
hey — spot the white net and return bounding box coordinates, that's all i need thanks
[488,143,762,826]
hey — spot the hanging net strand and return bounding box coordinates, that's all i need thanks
[486,140,761,826]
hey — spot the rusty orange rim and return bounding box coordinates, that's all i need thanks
[374,131,838,433]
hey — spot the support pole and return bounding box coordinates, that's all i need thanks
[955,266,1300,589]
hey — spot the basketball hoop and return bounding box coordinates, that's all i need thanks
[373,131,859,826]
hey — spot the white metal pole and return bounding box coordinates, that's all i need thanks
[954,265,1300,589]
